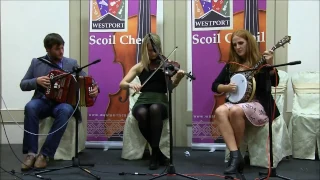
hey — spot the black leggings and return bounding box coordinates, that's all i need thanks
[132,103,168,148]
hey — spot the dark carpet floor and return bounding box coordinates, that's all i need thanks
[0,144,319,180]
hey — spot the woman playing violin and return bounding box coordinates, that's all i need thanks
[119,33,185,170]
[211,29,280,175]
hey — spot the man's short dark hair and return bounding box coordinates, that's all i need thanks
[44,33,65,49]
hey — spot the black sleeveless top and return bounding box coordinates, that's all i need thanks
[138,68,167,93]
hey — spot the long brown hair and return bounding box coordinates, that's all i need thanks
[228,29,261,72]
[140,33,162,71]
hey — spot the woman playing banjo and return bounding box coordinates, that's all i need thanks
[211,29,280,175]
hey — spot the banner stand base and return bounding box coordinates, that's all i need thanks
[85,142,226,151]
[191,143,226,151]
[85,141,123,149]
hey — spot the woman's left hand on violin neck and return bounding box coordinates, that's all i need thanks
[166,59,185,78]
[176,70,185,79]
[172,70,185,88]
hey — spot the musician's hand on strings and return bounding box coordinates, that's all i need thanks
[129,83,141,92]
[90,85,99,97]
[176,70,185,80]
[227,83,237,93]
[263,50,274,65]
[36,76,51,89]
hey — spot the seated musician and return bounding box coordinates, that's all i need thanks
[211,29,280,175]
[119,33,185,170]
[19,33,99,170]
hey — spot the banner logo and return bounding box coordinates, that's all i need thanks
[89,0,128,32]
[192,0,233,31]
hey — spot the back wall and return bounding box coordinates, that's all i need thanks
[1,0,319,146]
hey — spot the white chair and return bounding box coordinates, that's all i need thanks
[121,76,170,160]
[38,117,86,160]
[288,71,320,160]
[225,70,292,168]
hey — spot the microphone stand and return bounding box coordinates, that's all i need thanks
[232,61,301,180]
[147,34,199,180]
[35,60,101,180]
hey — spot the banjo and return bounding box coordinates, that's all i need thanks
[227,35,291,104]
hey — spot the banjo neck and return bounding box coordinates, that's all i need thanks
[249,36,291,77]
[245,53,270,79]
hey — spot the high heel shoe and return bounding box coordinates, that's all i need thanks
[224,150,245,175]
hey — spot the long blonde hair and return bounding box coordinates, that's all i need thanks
[229,29,261,72]
[140,33,162,71]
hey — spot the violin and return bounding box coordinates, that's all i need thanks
[132,34,196,96]
[149,53,196,80]
[161,57,196,80]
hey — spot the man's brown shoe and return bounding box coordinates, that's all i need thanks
[21,155,36,171]
[34,154,47,169]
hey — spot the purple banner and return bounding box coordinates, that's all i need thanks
[87,0,159,142]
[191,0,267,143]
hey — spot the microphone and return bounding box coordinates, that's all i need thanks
[72,59,101,73]
[288,60,301,65]
[92,59,101,64]
[260,60,302,71]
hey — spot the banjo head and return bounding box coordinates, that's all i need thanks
[228,74,248,103]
